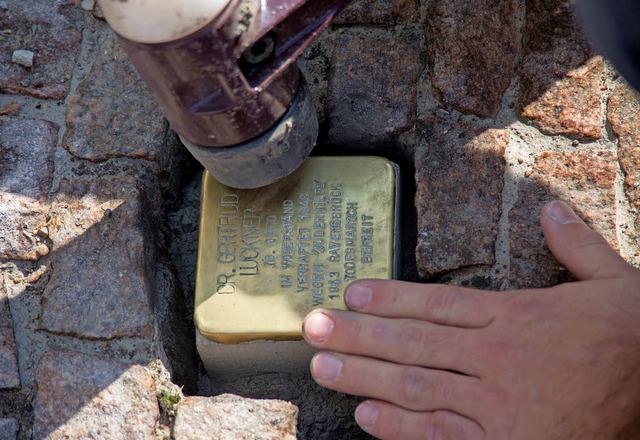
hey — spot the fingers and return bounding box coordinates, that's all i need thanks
[303,310,480,376]
[355,401,485,440]
[310,352,483,416]
[343,280,496,328]
[541,201,633,280]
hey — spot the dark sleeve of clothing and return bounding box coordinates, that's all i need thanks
[578,0,640,91]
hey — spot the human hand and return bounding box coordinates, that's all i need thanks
[302,201,640,439]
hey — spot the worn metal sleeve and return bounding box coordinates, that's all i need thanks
[181,75,318,189]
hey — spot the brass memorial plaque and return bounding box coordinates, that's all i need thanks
[195,156,400,344]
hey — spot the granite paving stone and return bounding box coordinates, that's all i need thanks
[517,0,603,140]
[334,0,418,25]
[607,84,640,215]
[0,418,19,440]
[328,28,423,146]
[415,126,508,277]
[40,177,154,340]
[0,117,56,200]
[0,278,19,390]
[33,350,158,440]
[0,0,82,99]
[509,150,618,289]
[0,117,57,261]
[173,394,298,440]
[63,32,166,162]
[427,0,521,118]
[298,32,336,124]
[0,200,49,262]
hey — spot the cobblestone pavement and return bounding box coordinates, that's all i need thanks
[1,0,639,439]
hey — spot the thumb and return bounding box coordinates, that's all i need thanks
[541,201,631,281]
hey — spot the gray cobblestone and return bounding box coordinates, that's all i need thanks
[518,0,603,140]
[510,150,618,288]
[0,277,19,390]
[173,395,297,440]
[427,0,521,118]
[0,0,82,99]
[0,117,57,261]
[40,177,154,340]
[0,418,18,440]
[416,125,508,277]
[63,32,166,162]
[335,0,418,25]
[328,27,423,147]
[33,350,158,440]
[607,84,640,229]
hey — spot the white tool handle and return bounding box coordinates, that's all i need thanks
[97,0,231,44]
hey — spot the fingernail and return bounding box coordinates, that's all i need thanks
[546,201,582,225]
[304,312,334,343]
[345,284,372,311]
[311,353,343,381]
[355,402,379,429]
